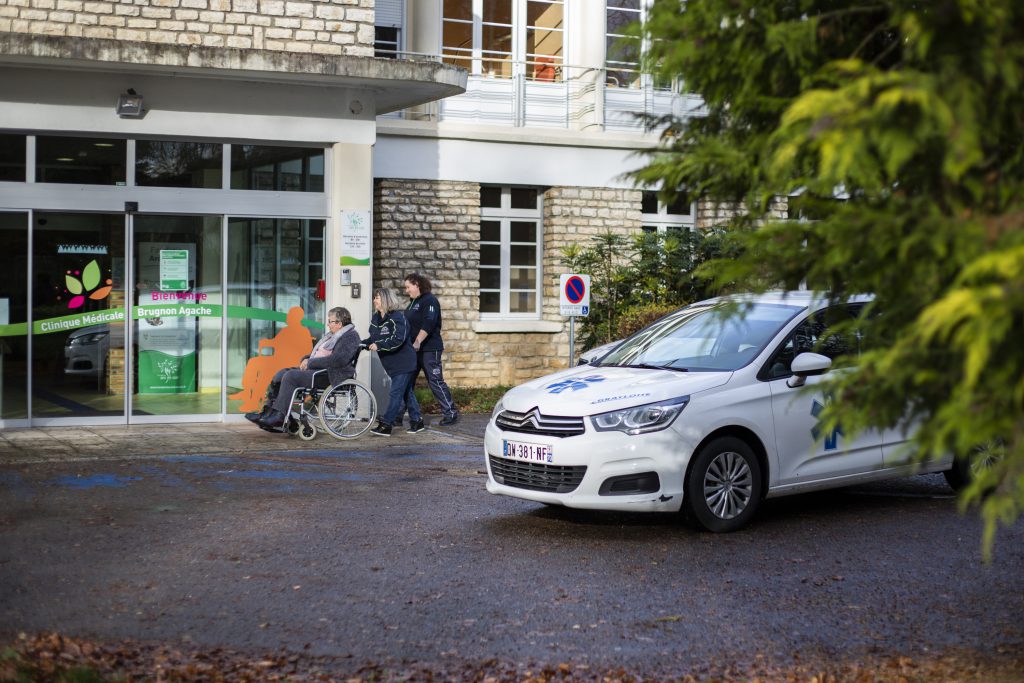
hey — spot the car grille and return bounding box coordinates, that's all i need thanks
[495,408,585,438]
[489,456,586,494]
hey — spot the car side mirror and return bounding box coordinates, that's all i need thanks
[787,352,832,388]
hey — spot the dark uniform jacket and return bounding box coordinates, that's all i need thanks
[362,311,416,376]
[404,292,444,352]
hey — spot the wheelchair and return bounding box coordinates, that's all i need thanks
[281,349,379,440]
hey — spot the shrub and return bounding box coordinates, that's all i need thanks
[616,302,680,339]
[413,383,510,414]
[561,228,728,352]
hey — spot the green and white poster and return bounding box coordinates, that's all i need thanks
[159,249,189,291]
[339,210,371,266]
[138,243,197,394]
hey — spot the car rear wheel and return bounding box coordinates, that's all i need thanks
[685,436,762,533]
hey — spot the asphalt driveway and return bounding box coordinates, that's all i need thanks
[0,420,1022,680]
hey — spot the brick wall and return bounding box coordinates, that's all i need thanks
[0,0,376,55]
[373,180,644,388]
[105,289,126,395]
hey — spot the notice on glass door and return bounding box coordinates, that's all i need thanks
[159,249,189,291]
[136,290,198,394]
[138,244,198,394]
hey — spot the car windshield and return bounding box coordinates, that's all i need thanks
[596,301,804,372]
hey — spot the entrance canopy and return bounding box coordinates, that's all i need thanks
[1,33,467,116]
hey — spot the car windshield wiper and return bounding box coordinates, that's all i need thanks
[626,362,689,372]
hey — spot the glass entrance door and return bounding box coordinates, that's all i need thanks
[0,212,29,423]
[224,217,325,415]
[31,212,127,421]
[19,210,324,423]
[131,214,222,420]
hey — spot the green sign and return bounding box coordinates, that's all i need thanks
[0,305,324,337]
[137,349,197,394]
[159,250,189,291]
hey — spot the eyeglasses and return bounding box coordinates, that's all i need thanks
[328,319,341,324]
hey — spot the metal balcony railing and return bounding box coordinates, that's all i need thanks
[374,52,704,133]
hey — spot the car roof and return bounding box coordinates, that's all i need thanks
[698,290,873,310]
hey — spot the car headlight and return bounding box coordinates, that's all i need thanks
[490,397,506,423]
[590,396,689,435]
[80,332,109,344]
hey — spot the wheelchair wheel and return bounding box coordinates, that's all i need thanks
[285,417,301,436]
[297,418,317,441]
[318,380,377,439]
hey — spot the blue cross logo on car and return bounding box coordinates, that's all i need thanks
[810,398,844,451]
[546,375,606,394]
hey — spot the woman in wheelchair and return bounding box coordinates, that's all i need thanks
[250,306,361,432]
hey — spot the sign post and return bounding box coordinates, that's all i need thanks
[559,273,590,366]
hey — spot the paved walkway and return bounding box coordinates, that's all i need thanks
[0,414,490,464]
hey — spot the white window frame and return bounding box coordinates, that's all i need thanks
[640,190,694,234]
[479,185,543,318]
[374,0,404,58]
[605,0,647,88]
[441,0,565,80]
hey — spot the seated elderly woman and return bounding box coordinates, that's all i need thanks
[248,306,360,432]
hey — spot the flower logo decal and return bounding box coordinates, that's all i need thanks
[65,260,113,309]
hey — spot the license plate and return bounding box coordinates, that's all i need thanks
[502,439,553,464]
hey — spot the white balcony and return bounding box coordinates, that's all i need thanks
[377,55,703,134]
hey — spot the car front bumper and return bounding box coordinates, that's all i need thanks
[64,346,103,376]
[483,419,694,513]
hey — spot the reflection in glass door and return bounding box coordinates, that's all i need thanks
[225,218,324,415]
[0,212,29,422]
[31,212,126,419]
[131,215,221,419]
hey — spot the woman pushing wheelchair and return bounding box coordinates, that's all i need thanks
[364,287,423,436]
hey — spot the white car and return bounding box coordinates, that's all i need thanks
[576,339,621,366]
[64,324,113,378]
[485,291,959,532]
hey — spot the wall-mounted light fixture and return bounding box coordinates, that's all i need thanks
[116,89,145,119]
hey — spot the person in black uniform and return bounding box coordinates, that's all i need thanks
[364,287,422,437]
[403,272,459,426]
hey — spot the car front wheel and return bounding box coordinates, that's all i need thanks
[944,439,1002,491]
[685,436,763,533]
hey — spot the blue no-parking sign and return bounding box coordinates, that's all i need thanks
[559,274,590,316]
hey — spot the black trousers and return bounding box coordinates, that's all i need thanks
[419,349,456,418]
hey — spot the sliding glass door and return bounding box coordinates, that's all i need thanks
[224,217,324,415]
[0,212,29,423]
[31,212,126,420]
[6,209,327,425]
[131,214,222,420]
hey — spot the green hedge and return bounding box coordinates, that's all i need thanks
[615,302,681,339]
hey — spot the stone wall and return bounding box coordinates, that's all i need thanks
[696,196,789,229]
[543,185,642,360]
[373,178,482,384]
[0,0,375,55]
[373,180,644,388]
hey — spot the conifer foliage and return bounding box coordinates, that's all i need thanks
[635,0,1024,551]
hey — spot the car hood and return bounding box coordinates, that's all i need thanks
[502,365,731,416]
